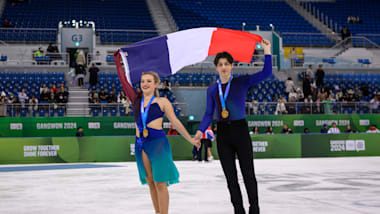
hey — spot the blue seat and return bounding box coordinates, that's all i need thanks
[38,109,45,117]
[102,108,108,116]
[57,109,65,117]
[92,109,100,117]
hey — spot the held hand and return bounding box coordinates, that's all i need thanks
[261,39,271,55]
[191,137,201,148]
[195,130,203,141]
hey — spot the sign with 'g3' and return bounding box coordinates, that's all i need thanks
[72,34,83,42]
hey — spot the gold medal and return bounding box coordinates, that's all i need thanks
[143,128,148,138]
[221,109,229,119]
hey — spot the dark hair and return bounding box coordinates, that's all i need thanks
[214,52,233,66]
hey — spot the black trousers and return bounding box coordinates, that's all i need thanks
[217,119,259,214]
[198,139,211,161]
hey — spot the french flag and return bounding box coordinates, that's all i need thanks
[114,27,262,86]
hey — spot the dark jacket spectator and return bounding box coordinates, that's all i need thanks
[340,26,351,41]
[320,124,328,133]
[40,89,50,102]
[99,89,108,102]
[89,64,99,87]
[315,65,325,88]
[108,89,117,103]
[56,88,69,103]
[303,75,312,98]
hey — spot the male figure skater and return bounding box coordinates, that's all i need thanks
[195,40,272,214]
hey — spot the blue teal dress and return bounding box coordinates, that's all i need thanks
[135,102,179,186]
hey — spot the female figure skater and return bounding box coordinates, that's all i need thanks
[195,40,272,214]
[115,52,200,214]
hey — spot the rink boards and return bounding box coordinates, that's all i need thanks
[0,133,379,164]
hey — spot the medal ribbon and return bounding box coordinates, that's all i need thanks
[218,76,233,112]
[140,95,156,135]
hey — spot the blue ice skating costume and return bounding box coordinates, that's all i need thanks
[135,102,179,186]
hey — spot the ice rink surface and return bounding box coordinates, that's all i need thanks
[1,157,380,214]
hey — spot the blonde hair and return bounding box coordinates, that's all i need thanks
[141,71,160,97]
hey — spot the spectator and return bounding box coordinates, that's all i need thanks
[290,48,297,68]
[328,122,341,134]
[304,128,310,134]
[288,88,297,101]
[354,15,362,24]
[347,14,354,24]
[68,67,76,86]
[302,97,312,114]
[167,125,178,135]
[18,88,28,108]
[303,75,312,98]
[345,125,354,133]
[275,95,287,115]
[366,125,380,133]
[51,84,57,94]
[360,83,370,97]
[49,88,56,97]
[59,83,68,91]
[99,88,108,102]
[108,89,117,103]
[48,93,57,109]
[265,126,274,135]
[320,124,328,133]
[89,89,98,103]
[281,124,293,134]
[285,77,295,95]
[315,64,325,88]
[33,47,44,59]
[251,98,258,115]
[94,50,101,61]
[39,89,50,103]
[159,80,171,93]
[296,88,304,102]
[29,95,39,111]
[76,127,84,137]
[354,84,362,100]
[287,96,297,114]
[198,126,215,162]
[88,64,99,88]
[2,18,14,28]
[56,87,69,103]
[249,126,260,135]
[0,92,7,116]
[47,43,59,53]
[75,64,86,88]
[91,93,100,104]
[369,94,379,113]
[117,90,131,115]
[306,65,314,78]
[322,95,334,114]
[76,50,86,66]
[39,83,48,94]
[336,89,344,101]
[340,26,351,45]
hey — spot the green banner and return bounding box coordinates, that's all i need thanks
[250,134,301,158]
[0,117,181,137]
[0,136,200,164]
[246,114,380,134]
[301,133,380,157]
[3,133,379,164]
[1,115,379,137]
